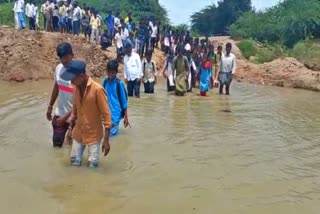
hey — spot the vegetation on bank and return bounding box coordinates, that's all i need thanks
[190,0,251,37]
[229,0,320,48]
[237,38,320,69]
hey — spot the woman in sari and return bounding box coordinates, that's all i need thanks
[198,53,212,96]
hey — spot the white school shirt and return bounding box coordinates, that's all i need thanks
[25,3,33,17]
[72,6,81,21]
[151,25,157,38]
[40,3,47,14]
[114,17,120,30]
[220,53,236,74]
[54,64,73,117]
[120,28,129,41]
[15,0,24,13]
[114,33,123,48]
[123,52,143,81]
[13,1,18,12]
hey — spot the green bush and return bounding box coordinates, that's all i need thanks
[255,45,285,64]
[230,0,320,47]
[289,39,320,69]
[0,2,14,27]
[237,39,257,59]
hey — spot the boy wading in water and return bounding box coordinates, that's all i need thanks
[142,50,157,94]
[102,60,130,137]
[47,43,74,148]
[60,60,112,168]
[173,46,189,96]
[218,43,236,95]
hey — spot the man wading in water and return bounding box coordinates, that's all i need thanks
[218,43,236,95]
[61,60,112,168]
[124,43,142,98]
[47,43,74,148]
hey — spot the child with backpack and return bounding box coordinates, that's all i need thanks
[142,50,157,94]
[102,60,130,137]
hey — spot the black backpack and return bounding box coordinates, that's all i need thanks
[103,77,128,118]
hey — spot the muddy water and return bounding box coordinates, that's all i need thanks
[1,80,320,214]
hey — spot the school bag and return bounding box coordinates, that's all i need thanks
[102,77,128,119]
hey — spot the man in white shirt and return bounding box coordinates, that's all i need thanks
[72,1,82,35]
[13,0,20,29]
[150,20,158,52]
[123,43,143,98]
[15,0,26,29]
[218,42,236,95]
[46,43,74,147]
[40,0,48,29]
[25,0,35,30]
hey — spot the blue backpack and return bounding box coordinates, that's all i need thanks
[102,77,128,118]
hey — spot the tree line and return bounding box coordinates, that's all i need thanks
[191,0,320,47]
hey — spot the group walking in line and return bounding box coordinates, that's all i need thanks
[46,38,236,168]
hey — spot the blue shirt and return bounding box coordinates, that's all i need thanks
[126,22,132,32]
[125,38,136,49]
[136,27,145,42]
[105,15,114,31]
[102,77,128,125]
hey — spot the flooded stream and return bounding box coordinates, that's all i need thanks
[0,80,320,214]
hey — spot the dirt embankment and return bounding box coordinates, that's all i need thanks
[1,27,319,92]
[211,36,320,92]
[0,27,165,82]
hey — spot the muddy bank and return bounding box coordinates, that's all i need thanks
[211,36,320,92]
[0,27,165,82]
[1,28,319,92]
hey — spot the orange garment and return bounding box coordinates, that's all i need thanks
[72,77,112,145]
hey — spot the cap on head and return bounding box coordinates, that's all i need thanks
[56,42,73,58]
[60,60,86,81]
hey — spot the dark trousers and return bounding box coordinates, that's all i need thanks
[219,83,231,95]
[28,17,35,30]
[52,116,69,147]
[138,40,145,58]
[191,69,197,88]
[73,20,80,35]
[127,79,141,97]
[151,37,156,52]
[144,81,155,94]
[144,38,150,55]
[53,16,59,32]
[67,18,73,33]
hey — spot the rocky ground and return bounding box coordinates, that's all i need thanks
[1,27,320,92]
[0,27,165,82]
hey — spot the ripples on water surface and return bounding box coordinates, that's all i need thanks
[0,80,320,214]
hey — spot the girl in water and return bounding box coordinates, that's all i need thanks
[198,53,212,96]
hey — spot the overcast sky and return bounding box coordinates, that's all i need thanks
[159,0,282,25]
